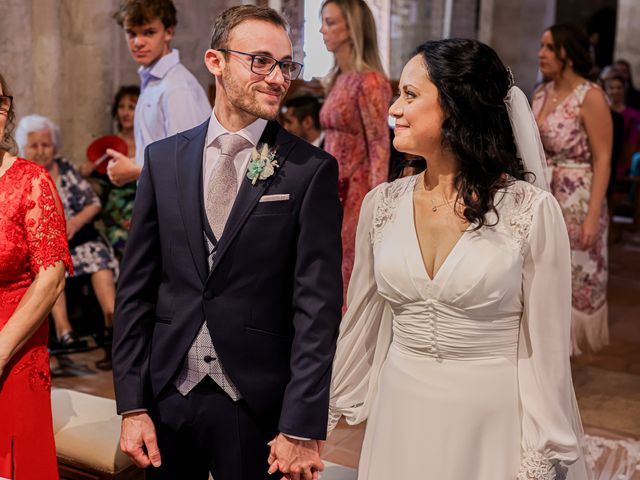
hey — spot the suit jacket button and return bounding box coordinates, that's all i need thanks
[203,355,214,363]
[204,291,213,300]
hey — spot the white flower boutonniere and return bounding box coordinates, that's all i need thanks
[246,143,279,185]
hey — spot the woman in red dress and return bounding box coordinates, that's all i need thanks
[319,0,392,301]
[0,74,72,479]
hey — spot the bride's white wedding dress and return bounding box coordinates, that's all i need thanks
[329,174,590,480]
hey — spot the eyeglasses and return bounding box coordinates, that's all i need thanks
[0,96,12,114]
[216,48,303,81]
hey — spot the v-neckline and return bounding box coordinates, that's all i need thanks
[409,177,471,283]
[535,81,586,126]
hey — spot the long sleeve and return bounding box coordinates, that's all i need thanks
[357,72,391,188]
[162,86,211,137]
[328,184,393,433]
[518,192,590,480]
[112,147,162,413]
[277,156,344,440]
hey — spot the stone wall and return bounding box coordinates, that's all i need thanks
[0,0,233,163]
[615,0,640,87]
[479,0,556,96]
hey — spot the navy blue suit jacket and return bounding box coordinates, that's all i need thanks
[112,119,343,439]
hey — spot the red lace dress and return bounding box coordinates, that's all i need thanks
[0,158,72,480]
[320,71,391,300]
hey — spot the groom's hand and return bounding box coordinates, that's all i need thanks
[120,412,162,468]
[267,434,324,480]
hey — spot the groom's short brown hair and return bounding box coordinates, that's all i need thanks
[209,5,288,50]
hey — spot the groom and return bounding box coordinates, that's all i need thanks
[112,5,343,480]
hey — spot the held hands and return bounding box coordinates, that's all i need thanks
[106,149,141,186]
[120,412,162,469]
[267,434,325,480]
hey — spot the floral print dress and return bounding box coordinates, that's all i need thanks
[320,71,391,301]
[55,158,119,278]
[532,81,609,355]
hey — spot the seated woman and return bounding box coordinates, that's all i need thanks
[16,115,118,366]
[79,85,139,261]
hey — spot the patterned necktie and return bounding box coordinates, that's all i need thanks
[205,134,250,239]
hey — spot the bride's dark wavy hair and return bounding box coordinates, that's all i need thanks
[414,39,527,228]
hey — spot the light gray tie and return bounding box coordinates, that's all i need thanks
[205,134,250,239]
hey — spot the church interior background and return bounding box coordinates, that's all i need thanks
[1,0,639,478]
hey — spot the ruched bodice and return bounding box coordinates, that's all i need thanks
[390,299,521,360]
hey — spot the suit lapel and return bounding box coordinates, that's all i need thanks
[176,120,209,284]
[206,121,295,280]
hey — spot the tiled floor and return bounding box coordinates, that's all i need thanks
[52,231,640,473]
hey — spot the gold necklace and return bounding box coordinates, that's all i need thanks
[429,196,451,212]
[421,175,455,212]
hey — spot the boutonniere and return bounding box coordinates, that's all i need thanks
[246,143,279,185]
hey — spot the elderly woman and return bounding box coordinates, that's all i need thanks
[16,115,118,360]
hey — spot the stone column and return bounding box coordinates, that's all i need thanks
[31,0,64,125]
[0,0,35,128]
[279,0,305,63]
[615,0,640,87]
[390,0,443,80]
[479,0,556,96]
[366,0,392,76]
[58,0,119,163]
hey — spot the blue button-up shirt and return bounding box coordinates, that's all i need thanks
[135,49,211,167]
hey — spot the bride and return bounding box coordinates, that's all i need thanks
[328,39,590,480]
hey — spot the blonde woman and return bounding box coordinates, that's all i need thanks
[319,0,391,302]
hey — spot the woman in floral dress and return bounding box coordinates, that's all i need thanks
[319,0,391,300]
[0,74,72,480]
[533,24,612,355]
[80,85,139,261]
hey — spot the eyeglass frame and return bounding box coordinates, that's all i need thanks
[215,48,304,81]
[0,96,13,113]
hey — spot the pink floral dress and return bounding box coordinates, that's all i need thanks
[532,81,609,355]
[320,71,391,301]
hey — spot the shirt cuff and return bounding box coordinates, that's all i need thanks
[120,408,149,416]
[282,432,312,441]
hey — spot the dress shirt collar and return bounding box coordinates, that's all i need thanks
[138,49,181,90]
[311,131,325,149]
[206,109,268,148]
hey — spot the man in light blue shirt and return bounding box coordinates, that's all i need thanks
[107,0,211,186]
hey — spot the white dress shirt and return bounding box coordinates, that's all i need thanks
[202,111,268,197]
[135,49,211,167]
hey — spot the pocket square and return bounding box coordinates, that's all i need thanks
[259,194,290,203]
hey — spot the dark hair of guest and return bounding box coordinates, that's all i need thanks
[0,73,17,155]
[283,95,322,130]
[413,38,527,229]
[548,24,594,79]
[111,85,140,131]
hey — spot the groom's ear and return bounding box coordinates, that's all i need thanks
[205,49,224,76]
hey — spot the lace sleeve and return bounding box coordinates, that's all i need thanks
[25,168,73,275]
[517,191,590,480]
[328,183,393,435]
